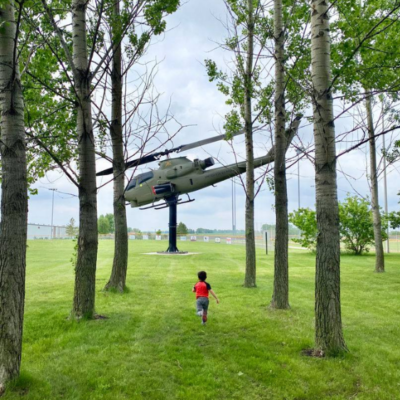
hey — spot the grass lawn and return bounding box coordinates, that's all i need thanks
[3,240,400,400]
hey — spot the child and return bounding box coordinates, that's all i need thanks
[192,271,219,325]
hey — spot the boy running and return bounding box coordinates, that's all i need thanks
[192,271,219,325]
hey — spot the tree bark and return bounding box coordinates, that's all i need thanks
[271,0,289,309]
[104,0,129,292]
[311,0,347,354]
[244,0,256,288]
[71,0,98,318]
[366,96,385,273]
[0,0,28,387]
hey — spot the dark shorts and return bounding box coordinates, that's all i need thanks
[196,297,209,312]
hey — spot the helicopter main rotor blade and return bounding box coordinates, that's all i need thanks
[96,166,115,176]
[96,128,249,176]
[176,128,246,153]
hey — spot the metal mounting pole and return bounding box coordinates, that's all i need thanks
[166,195,179,253]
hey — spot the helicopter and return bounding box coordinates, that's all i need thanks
[97,117,301,252]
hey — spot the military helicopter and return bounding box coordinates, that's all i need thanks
[97,118,300,253]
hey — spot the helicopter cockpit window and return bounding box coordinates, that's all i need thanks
[126,179,137,191]
[137,171,154,185]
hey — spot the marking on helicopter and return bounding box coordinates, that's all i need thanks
[165,161,172,166]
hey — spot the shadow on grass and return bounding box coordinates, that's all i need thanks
[4,371,39,397]
[100,285,131,295]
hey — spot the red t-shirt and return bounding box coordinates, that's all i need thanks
[194,281,211,298]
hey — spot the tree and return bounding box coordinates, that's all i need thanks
[0,0,28,389]
[242,0,256,288]
[206,1,305,290]
[271,0,289,308]
[205,0,270,288]
[366,97,385,271]
[66,218,78,237]
[156,229,162,235]
[289,208,317,251]
[103,0,128,292]
[36,0,181,312]
[290,199,388,255]
[104,214,115,233]
[310,0,347,354]
[177,222,188,235]
[330,0,400,272]
[94,0,180,292]
[98,215,111,234]
[339,196,388,255]
[69,0,98,319]
[39,0,99,319]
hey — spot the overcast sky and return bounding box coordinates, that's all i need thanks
[19,0,400,232]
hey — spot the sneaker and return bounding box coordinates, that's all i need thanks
[196,311,203,317]
[202,311,208,324]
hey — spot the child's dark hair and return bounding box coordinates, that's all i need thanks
[198,271,207,281]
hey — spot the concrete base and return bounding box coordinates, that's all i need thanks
[143,252,200,256]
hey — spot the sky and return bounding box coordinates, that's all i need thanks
[16,0,400,232]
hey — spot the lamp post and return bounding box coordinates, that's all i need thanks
[232,177,236,234]
[295,148,304,210]
[382,108,389,253]
[49,188,57,239]
[295,148,304,239]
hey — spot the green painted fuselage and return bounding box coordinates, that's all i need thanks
[125,154,272,207]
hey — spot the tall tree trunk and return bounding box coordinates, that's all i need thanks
[104,0,129,292]
[244,0,256,288]
[71,0,98,318]
[311,0,347,354]
[271,0,289,309]
[366,96,385,273]
[0,0,28,388]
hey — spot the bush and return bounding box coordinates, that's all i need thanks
[289,196,388,255]
[339,196,387,255]
[289,208,317,251]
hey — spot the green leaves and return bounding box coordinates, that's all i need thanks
[289,208,318,251]
[224,110,243,139]
[338,195,387,255]
[177,222,188,235]
[331,0,400,98]
[289,196,388,255]
[98,214,111,234]
[144,0,180,34]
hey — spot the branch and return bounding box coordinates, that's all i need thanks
[25,130,79,188]
[41,0,78,78]
[337,125,400,159]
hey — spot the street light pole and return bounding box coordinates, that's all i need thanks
[49,188,57,239]
[295,148,305,239]
[295,148,303,210]
[382,107,389,253]
[232,177,236,234]
[297,160,300,210]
